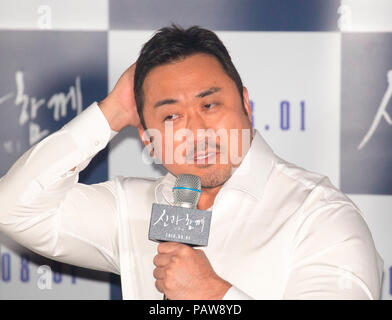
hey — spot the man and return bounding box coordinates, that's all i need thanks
[0,25,384,299]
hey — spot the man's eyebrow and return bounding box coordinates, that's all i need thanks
[154,98,178,108]
[195,87,221,98]
[153,87,221,108]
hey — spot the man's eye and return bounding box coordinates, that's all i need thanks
[204,103,216,109]
[164,114,179,121]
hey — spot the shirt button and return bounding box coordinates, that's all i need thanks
[95,140,100,146]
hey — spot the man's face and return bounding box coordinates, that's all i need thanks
[138,53,252,188]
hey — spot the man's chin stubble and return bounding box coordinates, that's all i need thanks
[199,167,232,189]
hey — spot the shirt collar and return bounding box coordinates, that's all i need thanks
[154,129,277,205]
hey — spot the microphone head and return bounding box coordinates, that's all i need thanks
[173,174,201,209]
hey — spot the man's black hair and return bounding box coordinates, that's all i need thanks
[134,24,246,129]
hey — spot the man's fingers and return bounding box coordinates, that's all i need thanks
[157,241,182,254]
[153,253,172,267]
[155,279,164,293]
[153,267,166,280]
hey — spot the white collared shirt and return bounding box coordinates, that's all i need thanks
[0,102,384,299]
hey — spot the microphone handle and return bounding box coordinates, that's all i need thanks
[163,294,168,300]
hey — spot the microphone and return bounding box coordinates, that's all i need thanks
[148,174,212,300]
[173,174,202,209]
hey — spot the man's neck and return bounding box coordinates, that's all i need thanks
[197,185,223,210]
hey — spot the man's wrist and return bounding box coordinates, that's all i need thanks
[63,102,114,160]
[207,276,232,300]
[98,97,130,132]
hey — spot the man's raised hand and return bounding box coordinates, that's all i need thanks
[98,63,141,131]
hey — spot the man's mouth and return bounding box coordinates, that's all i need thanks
[194,152,215,160]
[192,151,219,165]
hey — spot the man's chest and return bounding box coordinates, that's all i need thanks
[120,188,296,299]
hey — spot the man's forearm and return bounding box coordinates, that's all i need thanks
[0,102,118,267]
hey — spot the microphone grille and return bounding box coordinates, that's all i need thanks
[173,174,201,208]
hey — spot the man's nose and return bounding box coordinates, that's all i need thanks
[189,114,215,148]
[186,109,208,134]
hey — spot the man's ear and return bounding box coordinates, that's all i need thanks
[242,86,252,124]
[137,124,155,156]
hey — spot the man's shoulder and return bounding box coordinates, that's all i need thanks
[272,156,353,207]
[273,158,379,256]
